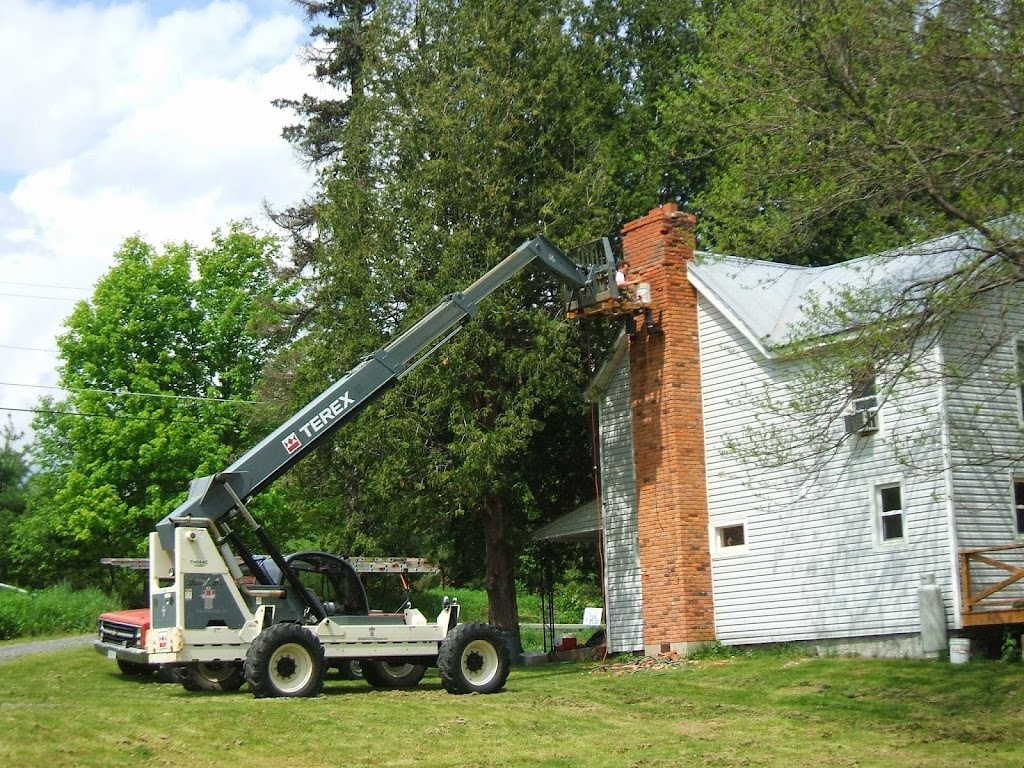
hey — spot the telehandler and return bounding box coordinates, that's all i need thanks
[96,235,619,697]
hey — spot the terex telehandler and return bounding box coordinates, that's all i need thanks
[95,235,624,698]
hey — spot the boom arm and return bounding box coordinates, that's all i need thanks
[156,234,601,550]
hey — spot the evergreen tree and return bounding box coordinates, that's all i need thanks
[272,0,705,633]
[0,419,29,585]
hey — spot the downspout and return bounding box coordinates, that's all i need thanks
[935,343,963,630]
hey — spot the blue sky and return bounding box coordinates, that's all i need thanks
[0,0,321,439]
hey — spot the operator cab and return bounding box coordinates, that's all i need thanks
[255,551,370,617]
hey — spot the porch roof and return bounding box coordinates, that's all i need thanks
[532,500,600,543]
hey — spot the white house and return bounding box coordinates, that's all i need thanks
[586,204,1024,656]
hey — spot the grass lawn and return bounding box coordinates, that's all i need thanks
[1,645,1022,767]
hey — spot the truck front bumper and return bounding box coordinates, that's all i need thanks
[94,640,150,664]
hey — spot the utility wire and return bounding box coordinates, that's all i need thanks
[0,292,77,302]
[0,405,238,427]
[0,380,261,405]
[0,344,59,353]
[0,280,89,292]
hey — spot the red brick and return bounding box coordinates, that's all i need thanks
[623,204,714,646]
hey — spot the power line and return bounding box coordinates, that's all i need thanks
[0,344,59,353]
[0,280,89,292]
[0,380,262,405]
[0,292,77,302]
[0,405,237,427]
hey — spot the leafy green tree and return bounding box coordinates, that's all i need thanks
[12,223,296,588]
[652,0,1024,473]
[668,0,1024,263]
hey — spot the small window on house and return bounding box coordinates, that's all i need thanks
[845,366,880,435]
[1013,479,1024,535]
[851,366,878,414]
[719,524,745,548]
[713,522,747,556]
[876,482,905,543]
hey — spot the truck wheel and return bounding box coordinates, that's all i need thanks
[361,660,427,688]
[179,661,246,692]
[438,623,510,695]
[117,659,152,676]
[244,623,326,698]
[334,659,363,680]
[156,666,186,684]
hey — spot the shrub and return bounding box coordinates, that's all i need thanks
[553,575,602,621]
[0,590,30,641]
[0,584,118,640]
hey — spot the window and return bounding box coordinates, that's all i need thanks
[1013,479,1024,535]
[1016,340,1024,422]
[712,521,748,556]
[851,366,878,414]
[845,366,879,435]
[875,482,905,544]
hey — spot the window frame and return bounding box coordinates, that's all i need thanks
[710,519,749,558]
[1015,336,1024,425]
[850,365,879,415]
[845,365,881,435]
[871,478,907,548]
[1012,476,1024,537]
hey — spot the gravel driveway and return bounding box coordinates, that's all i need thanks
[0,635,94,663]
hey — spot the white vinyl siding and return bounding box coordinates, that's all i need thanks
[697,295,954,645]
[942,292,1024,601]
[595,347,644,653]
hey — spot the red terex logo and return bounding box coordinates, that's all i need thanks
[282,433,302,454]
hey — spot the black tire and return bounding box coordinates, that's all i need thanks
[437,623,510,695]
[179,661,246,692]
[334,659,363,680]
[117,659,153,676]
[361,660,427,689]
[244,623,326,698]
[156,665,186,684]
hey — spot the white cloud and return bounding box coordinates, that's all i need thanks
[0,0,320,441]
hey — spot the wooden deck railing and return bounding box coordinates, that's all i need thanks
[959,543,1024,623]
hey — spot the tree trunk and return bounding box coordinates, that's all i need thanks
[481,492,520,637]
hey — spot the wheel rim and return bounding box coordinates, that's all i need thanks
[269,642,315,694]
[381,662,415,677]
[196,661,236,683]
[460,639,499,687]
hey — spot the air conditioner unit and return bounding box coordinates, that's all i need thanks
[844,408,879,435]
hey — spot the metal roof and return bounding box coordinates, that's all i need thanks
[687,224,1007,354]
[532,500,600,543]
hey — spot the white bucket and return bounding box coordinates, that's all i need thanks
[636,282,651,305]
[949,637,970,664]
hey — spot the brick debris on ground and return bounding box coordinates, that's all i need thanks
[589,651,729,675]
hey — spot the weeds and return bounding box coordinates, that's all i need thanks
[0,584,117,640]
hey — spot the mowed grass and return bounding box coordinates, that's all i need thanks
[1,646,1023,768]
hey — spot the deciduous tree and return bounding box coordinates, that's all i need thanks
[13,224,296,588]
[660,0,1024,473]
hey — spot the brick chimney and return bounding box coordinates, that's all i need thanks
[622,203,714,654]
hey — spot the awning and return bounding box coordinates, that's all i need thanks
[532,500,600,543]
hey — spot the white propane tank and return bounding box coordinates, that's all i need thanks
[918,574,948,658]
